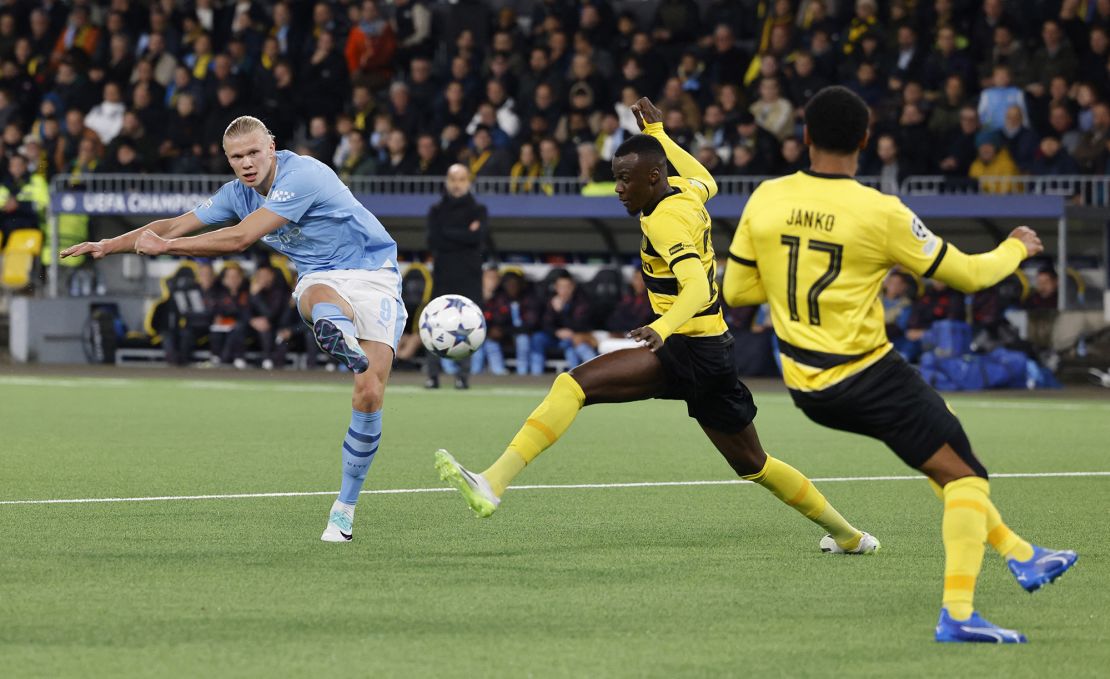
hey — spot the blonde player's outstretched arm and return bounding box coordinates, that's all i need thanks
[134,208,287,257]
[59,211,206,260]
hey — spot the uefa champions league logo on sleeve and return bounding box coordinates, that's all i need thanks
[269,189,296,202]
[911,214,939,256]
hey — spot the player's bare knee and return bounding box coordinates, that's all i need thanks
[741,446,768,475]
[564,368,593,400]
[298,284,349,319]
[297,286,322,317]
[729,444,766,477]
[564,370,603,407]
[919,443,985,486]
[299,284,325,305]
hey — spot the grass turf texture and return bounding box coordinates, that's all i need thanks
[0,374,1107,677]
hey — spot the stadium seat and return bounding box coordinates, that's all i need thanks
[3,228,43,256]
[585,267,624,326]
[269,254,295,289]
[1,228,44,290]
[1065,267,1089,307]
[144,261,201,345]
[401,263,432,333]
[998,271,1030,306]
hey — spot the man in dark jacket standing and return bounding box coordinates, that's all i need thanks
[426,163,489,389]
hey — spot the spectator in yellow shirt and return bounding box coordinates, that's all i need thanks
[968,136,1020,194]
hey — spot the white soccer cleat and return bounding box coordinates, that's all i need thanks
[1089,367,1110,388]
[820,531,881,554]
[321,502,355,542]
[434,449,501,518]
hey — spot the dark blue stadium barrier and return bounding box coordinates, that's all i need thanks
[52,191,1066,220]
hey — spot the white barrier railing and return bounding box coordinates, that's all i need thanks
[52,174,889,197]
[901,175,1110,203]
[52,173,1110,202]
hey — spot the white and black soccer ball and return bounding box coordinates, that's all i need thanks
[418,294,487,360]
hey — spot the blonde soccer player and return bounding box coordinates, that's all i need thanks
[63,116,406,543]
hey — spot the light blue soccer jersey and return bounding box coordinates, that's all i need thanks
[193,150,397,275]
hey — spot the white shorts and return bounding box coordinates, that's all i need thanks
[293,268,408,351]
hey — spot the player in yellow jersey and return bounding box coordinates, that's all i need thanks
[723,86,1077,643]
[434,97,880,556]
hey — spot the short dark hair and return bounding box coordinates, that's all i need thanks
[614,134,666,168]
[804,86,869,154]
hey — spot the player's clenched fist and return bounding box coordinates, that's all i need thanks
[1008,226,1043,257]
[630,97,664,130]
[134,229,171,256]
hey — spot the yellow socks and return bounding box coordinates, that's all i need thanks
[742,455,863,550]
[986,501,1034,562]
[929,478,1033,563]
[941,477,990,621]
[482,373,586,496]
[482,450,526,496]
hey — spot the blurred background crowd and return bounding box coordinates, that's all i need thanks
[1,0,1103,384]
[3,0,1110,227]
[154,250,1066,383]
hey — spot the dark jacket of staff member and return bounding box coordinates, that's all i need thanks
[425,163,489,388]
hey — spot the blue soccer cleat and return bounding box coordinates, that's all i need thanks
[313,318,369,373]
[935,608,1027,644]
[1008,546,1078,592]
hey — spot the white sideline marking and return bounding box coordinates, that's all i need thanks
[2,375,1108,408]
[0,375,542,397]
[1,471,1107,507]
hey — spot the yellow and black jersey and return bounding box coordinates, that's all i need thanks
[727,170,1026,392]
[640,175,728,338]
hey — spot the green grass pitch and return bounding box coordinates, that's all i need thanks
[1,373,1108,677]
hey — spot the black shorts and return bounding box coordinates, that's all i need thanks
[655,332,757,433]
[789,351,986,475]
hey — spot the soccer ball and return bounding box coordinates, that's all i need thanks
[418,294,487,360]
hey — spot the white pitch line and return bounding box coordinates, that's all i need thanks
[0,375,547,398]
[3,375,1109,408]
[1,471,1107,507]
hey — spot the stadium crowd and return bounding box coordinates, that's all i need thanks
[0,1,1094,381]
[160,257,1061,381]
[2,0,1110,229]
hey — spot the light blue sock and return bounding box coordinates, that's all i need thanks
[312,302,357,338]
[339,409,382,504]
